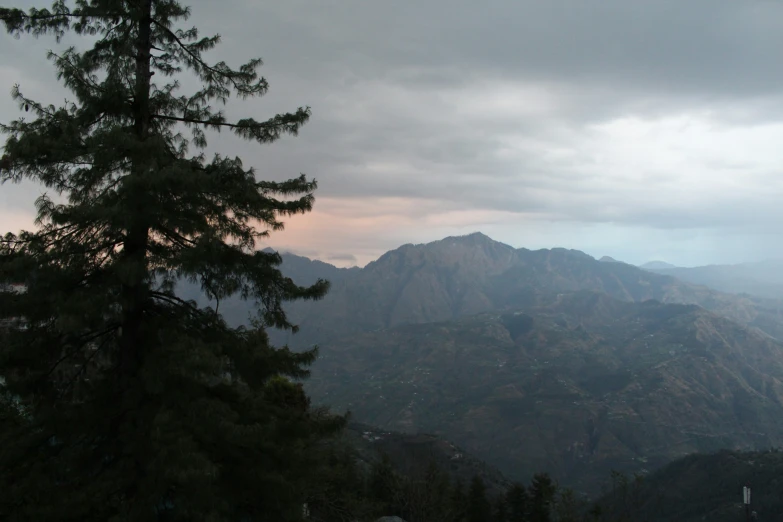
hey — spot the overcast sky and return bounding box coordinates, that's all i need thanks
[4,0,783,267]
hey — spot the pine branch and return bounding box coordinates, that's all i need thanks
[39,323,120,385]
[56,332,115,401]
[151,19,250,93]
[152,110,310,143]
[149,290,204,318]
[0,5,114,40]
[0,8,111,23]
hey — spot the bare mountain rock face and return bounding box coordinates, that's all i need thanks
[262,233,783,349]
[179,233,783,346]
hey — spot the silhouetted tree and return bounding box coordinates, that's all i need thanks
[451,479,469,522]
[507,482,530,522]
[529,473,558,522]
[369,453,402,516]
[553,488,582,522]
[467,475,493,522]
[0,0,343,519]
[493,494,509,522]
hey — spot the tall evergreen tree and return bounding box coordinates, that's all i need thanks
[467,476,492,522]
[506,482,530,522]
[493,495,508,522]
[422,460,455,521]
[529,473,558,522]
[399,460,454,522]
[451,479,469,522]
[368,453,401,516]
[304,442,375,522]
[553,488,582,522]
[0,1,343,520]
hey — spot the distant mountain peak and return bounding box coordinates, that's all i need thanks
[599,255,621,263]
[640,260,678,270]
[368,232,514,266]
[453,231,491,240]
[439,231,508,247]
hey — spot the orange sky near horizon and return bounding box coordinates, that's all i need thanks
[1,195,531,268]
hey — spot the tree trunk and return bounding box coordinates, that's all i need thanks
[118,0,154,379]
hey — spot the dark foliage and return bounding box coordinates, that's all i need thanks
[0,1,344,520]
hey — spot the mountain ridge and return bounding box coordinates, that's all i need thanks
[640,260,678,270]
[647,259,783,300]
[306,289,783,494]
[267,234,783,348]
[172,233,783,347]
[171,233,783,496]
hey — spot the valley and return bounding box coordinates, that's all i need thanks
[309,291,783,494]
[177,232,783,500]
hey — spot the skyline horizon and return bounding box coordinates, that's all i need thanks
[5,0,783,275]
[261,230,783,270]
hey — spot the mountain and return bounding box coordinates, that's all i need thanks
[595,449,783,521]
[169,233,783,496]
[273,233,783,348]
[640,261,678,270]
[647,260,783,301]
[262,248,361,287]
[175,249,358,328]
[306,290,783,495]
[342,422,511,497]
[598,256,622,263]
[174,235,783,346]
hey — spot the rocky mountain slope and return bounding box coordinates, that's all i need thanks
[172,233,783,495]
[176,233,783,345]
[306,291,783,494]
[274,233,783,348]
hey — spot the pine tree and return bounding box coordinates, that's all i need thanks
[0,1,344,520]
[553,488,582,522]
[368,453,401,516]
[493,495,508,522]
[529,473,558,522]
[304,442,375,522]
[506,482,530,522]
[422,460,455,522]
[467,475,492,522]
[451,479,469,522]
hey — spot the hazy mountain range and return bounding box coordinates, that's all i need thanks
[308,292,783,493]
[270,233,783,348]
[640,259,783,301]
[639,261,678,270]
[175,232,783,494]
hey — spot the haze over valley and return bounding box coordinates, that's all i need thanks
[178,233,783,501]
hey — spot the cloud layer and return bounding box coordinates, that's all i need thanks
[4,0,783,267]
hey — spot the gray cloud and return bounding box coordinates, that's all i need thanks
[327,254,358,264]
[3,0,783,266]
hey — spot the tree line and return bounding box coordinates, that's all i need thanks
[301,444,658,522]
